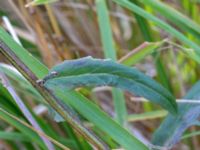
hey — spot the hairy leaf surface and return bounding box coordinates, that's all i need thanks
[43,57,177,114]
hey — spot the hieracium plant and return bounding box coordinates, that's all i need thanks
[0,0,200,150]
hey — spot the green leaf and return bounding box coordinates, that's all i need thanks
[152,81,200,147]
[43,56,177,114]
[0,27,148,149]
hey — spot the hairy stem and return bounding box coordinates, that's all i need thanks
[0,39,108,150]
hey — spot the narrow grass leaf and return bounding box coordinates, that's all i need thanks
[152,81,200,147]
[182,131,200,140]
[139,0,200,38]
[0,131,31,142]
[128,110,168,122]
[0,108,70,150]
[0,28,48,78]
[119,41,164,66]
[0,63,45,103]
[0,72,55,150]
[112,0,200,55]
[0,108,46,149]
[131,0,173,93]
[25,0,58,7]
[44,89,148,150]
[95,0,127,126]
[95,0,116,60]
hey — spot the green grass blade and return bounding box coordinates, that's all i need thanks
[112,88,127,126]
[0,63,45,103]
[139,0,200,38]
[95,0,127,126]
[46,89,148,150]
[128,110,167,122]
[0,28,48,79]
[0,72,55,150]
[119,41,164,66]
[96,0,116,60]
[0,131,31,142]
[0,108,70,150]
[0,108,46,149]
[152,81,200,147]
[112,0,200,55]
[182,131,200,140]
[25,0,58,7]
[61,122,89,150]
[132,3,153,41]
[0,85,23,116]
[130,0,173,93]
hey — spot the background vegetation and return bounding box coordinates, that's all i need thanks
[0,0,200,149]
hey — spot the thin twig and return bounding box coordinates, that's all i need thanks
[94,87,200,104]
[54,2,135,22]
[7,0,33,34]
[130,97,200,104]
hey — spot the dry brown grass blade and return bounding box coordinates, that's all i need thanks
[45,4,72,60]
[52,6,91,54]
[68,0,100,48]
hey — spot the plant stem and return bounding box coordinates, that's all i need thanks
[0,39,108,150]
